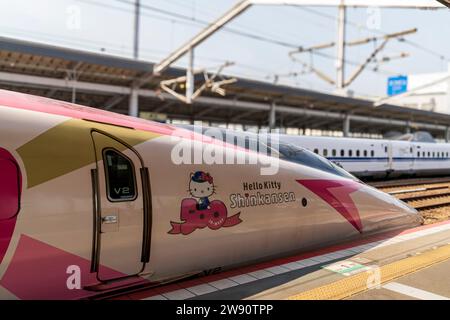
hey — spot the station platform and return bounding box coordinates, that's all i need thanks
[114,221,450,300]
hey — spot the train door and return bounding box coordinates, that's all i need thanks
[90,130,151,282]
[0,148,21,220]
[0,148,21,263]
[382,142,393,172]
[409,144,415,172]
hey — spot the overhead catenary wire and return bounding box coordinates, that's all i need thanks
[1,1,390,96]
[110,0,301,49]
[18,0,421,92]
[294,6,450,62]
[107,0,400,76]
[169,0,333,42]
[132,0,447,75]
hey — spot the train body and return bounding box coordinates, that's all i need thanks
[0,90,421,299]
[280,134,450,179]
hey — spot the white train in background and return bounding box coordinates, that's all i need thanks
[280,134,450,179]
[178,125,450,180]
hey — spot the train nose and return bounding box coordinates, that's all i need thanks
[297,178,422,234]
[359,184,423,231]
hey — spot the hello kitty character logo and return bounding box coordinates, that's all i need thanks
[189,171,215,210]
[168,171,242,235]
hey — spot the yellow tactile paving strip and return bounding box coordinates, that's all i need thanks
[288,244,450,300]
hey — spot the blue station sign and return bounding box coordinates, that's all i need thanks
[387,75,408,96]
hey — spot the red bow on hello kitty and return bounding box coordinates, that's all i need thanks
[201,172,213,184]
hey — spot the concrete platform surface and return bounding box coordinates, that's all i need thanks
[114,221,450,300]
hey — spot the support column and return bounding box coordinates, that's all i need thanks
[336,4,347,90]
[405,125,411,134]
[269,101,276,130]
[128,87,139,117]
[343,114,350,137]
[279,114,285,133]
[71,85,76,104]
[186,48,195,104]
[447,62,450,113]
[133,0,141,59]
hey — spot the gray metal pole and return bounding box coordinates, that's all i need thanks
[134,0,141,59]
[186,48,195,104]
[343,114,350,137]
[447,63,450,113]
[405,123,411,134]
[129,88,139,117]
[269,101,276,130]
[71,86,76,104]
[336,4,346,90]
[71,69,77,103]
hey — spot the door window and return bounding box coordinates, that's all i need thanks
[103,149,137,202]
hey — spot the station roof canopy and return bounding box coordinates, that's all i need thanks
[1,36,450,138]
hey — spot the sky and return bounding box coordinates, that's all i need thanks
[0,0,449,98]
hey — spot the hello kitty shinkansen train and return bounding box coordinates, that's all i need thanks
[0,89,421,299]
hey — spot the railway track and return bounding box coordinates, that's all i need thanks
[406,194,450,210]
[369,176,450,189]
[374,177,450,223]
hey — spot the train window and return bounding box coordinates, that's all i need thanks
[356,150,360,157]
[323,149,328,157]
[314,148,319,154]
[348,150,353,157]
[278,144,357,181]
[0,149,21,221]
[103,149,137,202]
[423,151,425,157]
[410,147,413,154]
[371,150,374,157]
[340,149,345,157]
[428,152,430,157]
[447,152,449,158]
[432,152,435,158]
[384,146,388,153]
[417,151,420,158]
[332,149,337,157]
[364,150,367,157]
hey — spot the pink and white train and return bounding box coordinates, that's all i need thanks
[0,89,421,299]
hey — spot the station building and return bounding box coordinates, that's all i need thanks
[1,36,450,141]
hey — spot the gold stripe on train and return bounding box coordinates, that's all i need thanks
[16,119,161,188]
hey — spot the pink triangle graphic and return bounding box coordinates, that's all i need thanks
[297,179,363,233]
